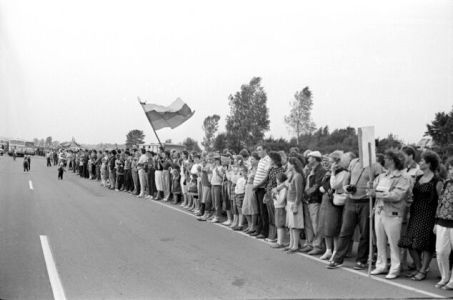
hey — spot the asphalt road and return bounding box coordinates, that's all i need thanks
[0,155,451,299]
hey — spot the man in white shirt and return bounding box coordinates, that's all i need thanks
[137,148,149,198]
[250,145,271,238]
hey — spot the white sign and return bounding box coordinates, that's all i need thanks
[358,126,376,168]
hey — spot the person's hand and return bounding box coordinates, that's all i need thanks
[433,225,437,235]
[319,186,326,193]
[366,188,376,198]
[291,203,298,214]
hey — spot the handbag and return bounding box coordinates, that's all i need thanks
[333,193,347,206]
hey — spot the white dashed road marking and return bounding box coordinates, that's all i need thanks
[40,235,67,300]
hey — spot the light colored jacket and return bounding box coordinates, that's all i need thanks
[373,170,411,217]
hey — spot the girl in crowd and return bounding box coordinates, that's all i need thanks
[434,157,453,289]
[242,152,260,234]
[370,150,411,280]
[285,157,305,253]
[171,165,182,204]
[399,150,443,281]
[321,151,349,261]
[227,155,242,228]
[233,165,247,231]
[270,172,288,248]
[198,155,213,221]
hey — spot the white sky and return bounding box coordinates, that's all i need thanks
[1,0,452,146]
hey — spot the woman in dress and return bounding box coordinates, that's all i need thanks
[320,151,349,261]
[399,150,443,281]
[242,152,260,234]
[285,157,305,253]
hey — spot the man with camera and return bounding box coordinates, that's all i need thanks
[327,156,383,270]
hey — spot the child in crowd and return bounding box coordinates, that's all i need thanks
[271,173,288,248]
[171,165,182,204]
[233,165,247,231]
[58,161,66,180]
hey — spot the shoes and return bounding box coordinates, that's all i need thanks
[270,243,285,249]
[195,212,203,217]
[326,261,343,269]
[115,189,119,192]
[222,220,232,226]
[287,248,298,254]
[265,238,277,243]
[243,228,251,234]
[256,234,266,239]
[353,262,368,270]
[249,231,259,236]
[197,216,207,222]
[411,271,427,281]
[370,268,388,275]
[435,281,447,289]
[385,274,399,280]
[232,226,243,231]
[320,251,332,261]
[442,284,453,290]
[208,218,219,223]
[307,248,323,256]
[145,195,151,199]
[299,246,313,253]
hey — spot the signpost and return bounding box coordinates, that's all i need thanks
[358,126,376,276]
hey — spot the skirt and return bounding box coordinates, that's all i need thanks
[155,170,163,191]
[275,207,286,228]
[242,183,258,215]
[235,193,245,211]
[322,194,343,238]
[162,170,171,196]
[286,201,304,229]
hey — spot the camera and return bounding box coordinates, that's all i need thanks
[346,185,357,194]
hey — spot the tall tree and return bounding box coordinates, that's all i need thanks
[201,114,220,151]
[33,138,39,146]
[182,137,202,152]
[426,107,453,147]
[45,136,52,147]
[214,132,228,153]
[125,129,146,147]
[226,77,270,152]
[284,87,316,145]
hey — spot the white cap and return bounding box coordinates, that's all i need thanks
[308,151,322,158]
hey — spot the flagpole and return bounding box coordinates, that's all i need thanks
[138,97,165,151]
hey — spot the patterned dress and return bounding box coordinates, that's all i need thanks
[399,175,439,252]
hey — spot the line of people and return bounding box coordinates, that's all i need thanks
[54,144,453,290]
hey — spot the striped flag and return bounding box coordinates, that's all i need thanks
[138,98,195,131]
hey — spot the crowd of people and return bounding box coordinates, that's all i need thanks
[49,144,453,290]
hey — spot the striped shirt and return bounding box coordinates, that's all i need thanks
[253,155,271,187]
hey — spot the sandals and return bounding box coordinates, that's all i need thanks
[411,271,427,281]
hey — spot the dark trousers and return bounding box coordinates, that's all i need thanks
[333,199,370,264]
[212,185,223,218]
[96,165,101,180]
[58,169,64,180]
[148,169,156,195]
[255,188,268,236]
[79,165,83,176]
[116,174,124,190]
[47,158,51,167]
[124,169,132,191]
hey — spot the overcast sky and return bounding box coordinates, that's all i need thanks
[1,0,452,146]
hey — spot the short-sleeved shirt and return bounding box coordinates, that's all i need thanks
[253,155,271,187]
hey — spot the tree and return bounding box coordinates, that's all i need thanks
[426,106,453,159]
[182,137,201,152]
[201,114,220,151]
[226,77,270,152]
[284,87,316,145]
[33,138,39,146]
[214,132,228,153]
[45,136,52,147]
[125,129,145,147]
[375,133,403,154]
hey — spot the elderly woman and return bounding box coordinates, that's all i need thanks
[320,151,349,261]
[399,150,443,281]
[370,150,411,280]
[434,157,453,289]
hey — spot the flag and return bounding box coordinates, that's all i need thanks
[139,97,195,131]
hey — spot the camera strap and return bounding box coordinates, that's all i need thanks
[354,168,366,187]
